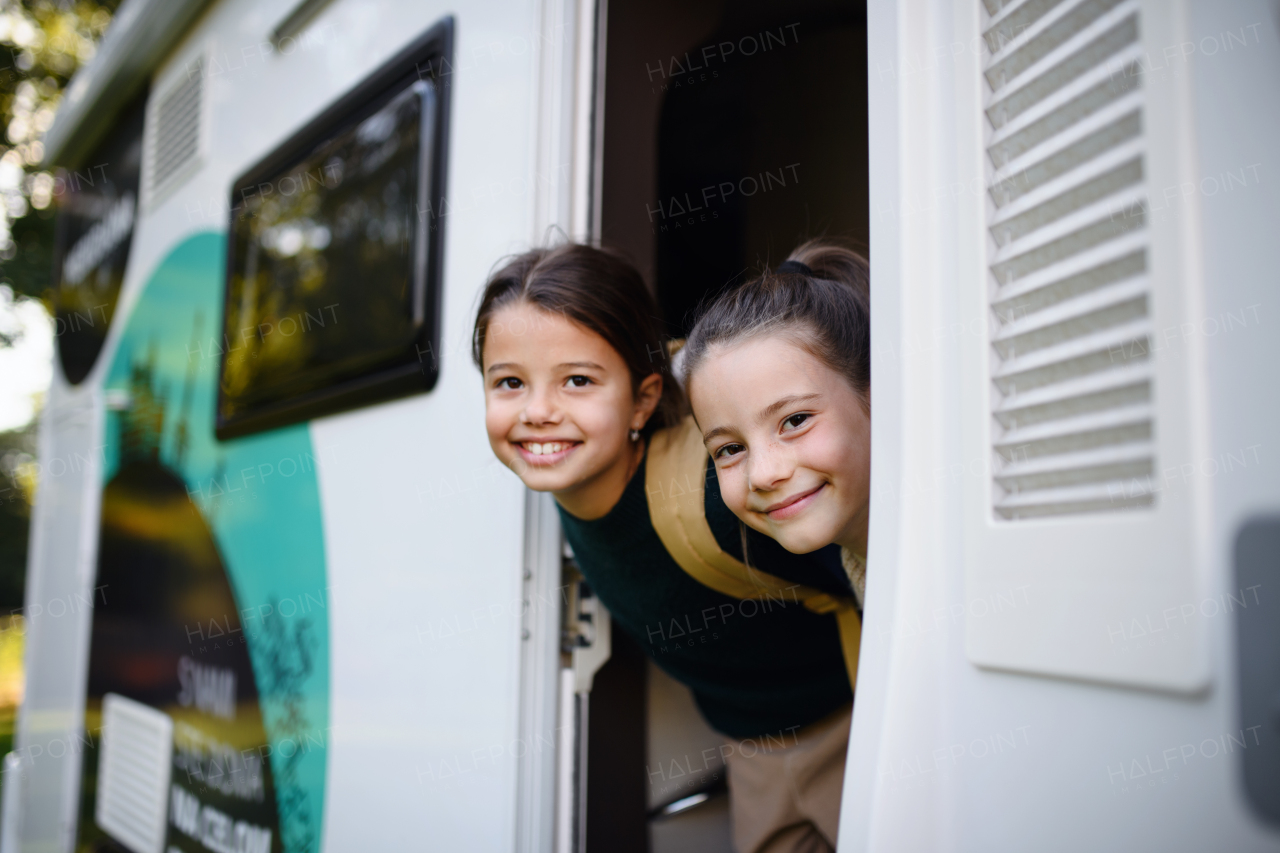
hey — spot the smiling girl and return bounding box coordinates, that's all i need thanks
[474,244,859,853]
[681,240,871,605]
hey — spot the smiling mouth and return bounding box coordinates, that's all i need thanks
[514,440,581,466]
[761,483,825,520]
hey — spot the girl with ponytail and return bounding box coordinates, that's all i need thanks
[682,238,872,606]
[475,242,862,853]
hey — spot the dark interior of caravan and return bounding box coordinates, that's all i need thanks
[595,0,868,849]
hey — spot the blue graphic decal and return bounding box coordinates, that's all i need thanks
[100,232,329,853]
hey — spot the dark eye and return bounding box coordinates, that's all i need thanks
[714,443,744,460]
[782,413,810,431]
[496,377,523,390]
[567,375,592,387]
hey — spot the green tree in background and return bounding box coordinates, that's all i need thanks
[1,0,122,304]
[0,421,35,610]
[0,0,121,612]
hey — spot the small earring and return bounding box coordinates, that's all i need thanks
[629,428,640,442]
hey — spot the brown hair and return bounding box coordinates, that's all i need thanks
[472,243,684,436]
[682,238,871,409]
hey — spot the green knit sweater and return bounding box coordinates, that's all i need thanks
[557,454,852,739]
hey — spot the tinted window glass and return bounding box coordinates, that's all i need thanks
[52,91,147,384]
[218,24,451,439]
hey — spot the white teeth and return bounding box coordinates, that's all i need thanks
[525,442,567,456]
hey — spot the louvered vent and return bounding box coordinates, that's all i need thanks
[145,60,203,203]
[95,693,173,853]
[981,0,1153,520]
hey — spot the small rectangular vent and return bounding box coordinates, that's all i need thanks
[145,60,203,204]
[96,693,173,853]
[981,0,1153,520]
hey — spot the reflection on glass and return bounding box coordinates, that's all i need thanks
[53,91,146,384]
[221,78,434,428]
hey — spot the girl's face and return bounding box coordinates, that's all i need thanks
[689,334,871,555]
[482,301,661,518]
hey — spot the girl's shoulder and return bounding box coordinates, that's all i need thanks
[644,415,707,507]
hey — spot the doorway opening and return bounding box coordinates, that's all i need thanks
[589,1,869,850]
[601,0,868,337]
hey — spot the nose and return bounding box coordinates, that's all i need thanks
[520,384,562,426]
[746,441,793,493]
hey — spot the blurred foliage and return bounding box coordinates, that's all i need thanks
[0,0,122,306]
[0,424,31,777]
[0,420,36,612]
[0,0,121,614]
[0,615,20,760]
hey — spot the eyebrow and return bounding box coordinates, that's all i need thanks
[760,393,821,420]
[702,425,735,443]
[701,393,822,444]
[486,360,606,374]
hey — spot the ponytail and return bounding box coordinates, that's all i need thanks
[681,238,870,408]
[786,238,870,303]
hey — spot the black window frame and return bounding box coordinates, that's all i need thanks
[215,15,453,441]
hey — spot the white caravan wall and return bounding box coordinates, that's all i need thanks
[846,1,1280,851]
[302,0,553,849]
[143,0,545,848]
[13,0,555,849]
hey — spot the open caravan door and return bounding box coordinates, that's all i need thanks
[844,0,1280,850]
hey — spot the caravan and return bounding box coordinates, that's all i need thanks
[5,0,1280,850]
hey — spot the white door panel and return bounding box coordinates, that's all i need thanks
[846,0,1280,850]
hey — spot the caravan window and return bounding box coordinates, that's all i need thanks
[52,91,147,385]
[217,28,450,439]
